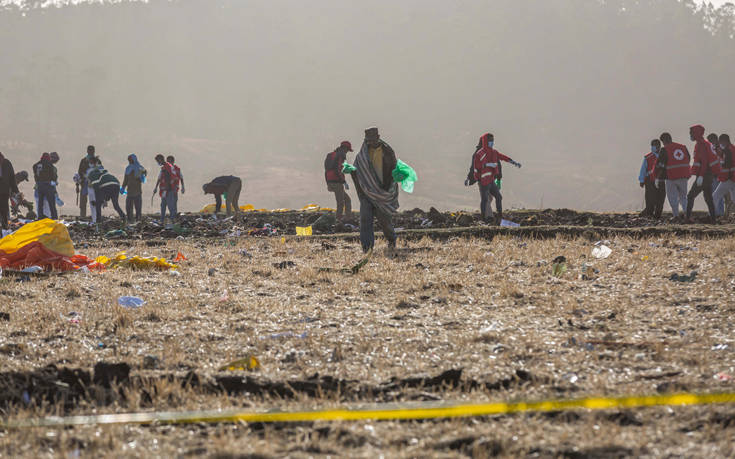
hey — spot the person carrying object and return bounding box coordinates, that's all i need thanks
[465,133,521,224]
[202,175,242,217]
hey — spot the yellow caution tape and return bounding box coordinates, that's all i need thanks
[5,392,735,429]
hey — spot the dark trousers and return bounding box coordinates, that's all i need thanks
[0,194,9,229]
[328,182,352,220]
[686,174,716,220]
[359,195,396,252]
[643,181,666,218]
[126,195,142,222]
[479,182,502,220]
[95,186,126,222]
[79,184,87,218]
[37,182,58,220]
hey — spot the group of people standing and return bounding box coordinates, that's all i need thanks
[639,125,735,222]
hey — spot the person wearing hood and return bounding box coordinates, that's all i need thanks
[685,124,720,223]
[33,152,59,220]
[713,134,735,219]
[639,139,665,218]
[465,133,521,224]
[86,156,126,223]
[75,145,96,218]
[348,127,400,253]
[0,151,19,229]
[121,154,147,223]
[655,132,691,220]
[324,140,353,222]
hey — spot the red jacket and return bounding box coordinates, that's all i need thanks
[690,125,721,178]
[324,150,345,183]
[472,133,512,186]
[717,144,735,182]
[661,142,691,180]
[158,162,175,197]
[644,152,658,182]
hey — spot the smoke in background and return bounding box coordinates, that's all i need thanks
[1,0,734,213]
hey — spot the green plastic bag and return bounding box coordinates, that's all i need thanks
[495,178,502,190]
[392,160,417,193]
[342,163,357,174]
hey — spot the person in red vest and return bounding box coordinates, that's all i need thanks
[465,133,521,224]
[638,139,665,218]
[685,124,721,223]
[713,134,735,219]
[324,141,353,221]
[152,154,176,227]
[655,132,691,220]
[166,155,185,218]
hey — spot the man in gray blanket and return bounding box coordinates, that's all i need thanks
[349,127,399,253]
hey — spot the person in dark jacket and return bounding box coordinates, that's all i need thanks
[324,140,353,221]
[349,127,399,253]
[121,154,147,223]
[203,176,242,217]
[0,151,19,229]
[87,157,126,222]
[75,145,95,218]
[33,152,59,220]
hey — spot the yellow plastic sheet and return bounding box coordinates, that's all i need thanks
[96,252,177,271]
[0,219,75,257]
[301,204,320,211]
[295,226,313,236]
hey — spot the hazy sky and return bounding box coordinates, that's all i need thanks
[1,0,734,214]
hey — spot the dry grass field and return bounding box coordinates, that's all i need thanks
[1,232,735,457]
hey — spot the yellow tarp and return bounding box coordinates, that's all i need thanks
[96,252,178,271]
[301,204,320,211]
[0,219,75,257]
[295,226,313,236]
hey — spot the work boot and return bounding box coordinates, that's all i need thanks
[496,212,503,225]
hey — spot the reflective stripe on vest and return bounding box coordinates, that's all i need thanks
[484,162,497,168]
[667,164,689,170]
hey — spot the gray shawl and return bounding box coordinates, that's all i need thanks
[355,141,399,215]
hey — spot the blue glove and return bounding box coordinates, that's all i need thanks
[120,187,127,195]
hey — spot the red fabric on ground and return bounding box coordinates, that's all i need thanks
[0,242,103,272]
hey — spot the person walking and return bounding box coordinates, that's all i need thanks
[685,125,720,223]
[0,152,19,229]
[465,133,521,224]
[348,127,400,253]
[202,176,242,217]
[639,139,665,218]
[32,152,58,220]
[121,154,147,223]
[324,141,353,221]
[656,132,691,220]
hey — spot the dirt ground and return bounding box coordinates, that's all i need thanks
[1,222,735,457]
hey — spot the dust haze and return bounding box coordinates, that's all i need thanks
[1,0,734,212]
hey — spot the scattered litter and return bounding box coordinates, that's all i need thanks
[319,249,372,275]
[580,263,598,280]
[104,229,127,238]
[62,311,81,324]
[218,356,260,371]
[20,266,43,273]
[715,372,733,382]
[173,252,188,262]
[168,270,181,276]
[712,344,729,351]
[208,268,217,276]
[295,226,313,236]
[274,261,296,269]
[552,256,567,277]
[591,245,612,259]
[118,296,145,308]
[263,331,308,340]
[669,271,697,283]
[500,219,520,228]
[96,252,177,271]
